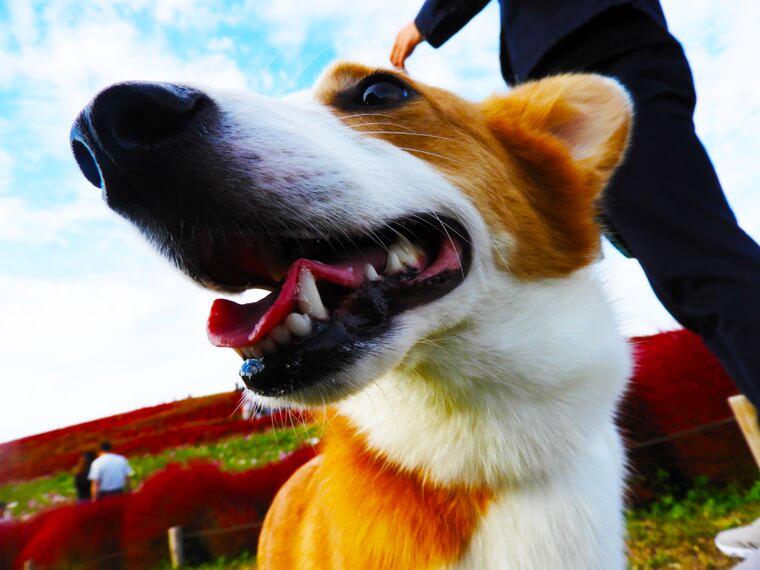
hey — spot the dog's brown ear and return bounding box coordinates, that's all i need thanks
[483,74,632,193]
[479,74,632,279]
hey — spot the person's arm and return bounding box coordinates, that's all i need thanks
[391,0,490,68]
[123,460,134,493]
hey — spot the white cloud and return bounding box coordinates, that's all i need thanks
[247,0,504,99]
[0,255,249,442]
[0,148,12,194]
[0,3,249,161]
[0,189,107,245]
[0,1,255,243]
[1,1,758,440]
[663,0,760,237]
[595,242,679,337]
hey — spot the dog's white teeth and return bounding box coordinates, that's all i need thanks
[365,263,380,282]
[398,239,423,266]
[297,268,329,320]
[384,250,403,274]
[285,312,313,337]
[261,337,277,354]
[271,324,292,345]
[386,239,422,273]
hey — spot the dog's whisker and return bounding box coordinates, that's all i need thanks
[404,213,473,246]
[429,212,466,281]
[394,146,469,166]
[343,121,416,132]
[353,130,462,144]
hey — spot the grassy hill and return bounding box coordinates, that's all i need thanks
[2,411,757,568]
[3,329,760,568]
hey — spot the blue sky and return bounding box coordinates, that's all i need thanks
[1,0,757,441]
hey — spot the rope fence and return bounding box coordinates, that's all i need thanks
[630,415,737,450]
[169,522,263,568]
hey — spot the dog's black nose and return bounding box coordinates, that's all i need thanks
[70,82,209,191]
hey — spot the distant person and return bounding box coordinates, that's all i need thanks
[0,501,11,522]
[74,450,97,502]
[89,441,133,500]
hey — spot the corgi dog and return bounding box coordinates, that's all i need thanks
[71,62,633,569]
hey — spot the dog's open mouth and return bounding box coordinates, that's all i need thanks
[200,215,471,397]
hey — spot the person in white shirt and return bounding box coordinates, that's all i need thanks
[88,441,133,500]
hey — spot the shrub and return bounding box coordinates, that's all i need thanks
[6,447,315,570]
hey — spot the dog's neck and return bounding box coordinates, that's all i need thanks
[338,268,631,488]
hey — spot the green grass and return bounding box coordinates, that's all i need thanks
[0,423,318,518]
[627,477,760,569]
[4,423,759,569]
[186,478,760,570]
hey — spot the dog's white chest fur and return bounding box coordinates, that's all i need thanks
[454,424,625,570]
[339,268,631,569]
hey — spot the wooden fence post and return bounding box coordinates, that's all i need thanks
[168,526,185,568]
[728,395,760,470]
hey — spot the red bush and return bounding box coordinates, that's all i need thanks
[123,448,315,568]
[6,448,316,570]
[2,330,756,567]
[619,329,755,501]
[18,498,125,570]
[0,513,51,570]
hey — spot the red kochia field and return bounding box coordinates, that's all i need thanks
[1,330,751,491]
[0,391,265,485]
[1,450,317,570]
[0,330,756,569]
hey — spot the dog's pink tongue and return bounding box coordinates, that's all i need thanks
[207,259,363,348]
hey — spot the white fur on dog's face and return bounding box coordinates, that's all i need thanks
[200,85,494,408]
[167,66,634,568]
[193,65,633,437]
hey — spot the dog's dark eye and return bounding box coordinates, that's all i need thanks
[361,81,409,106]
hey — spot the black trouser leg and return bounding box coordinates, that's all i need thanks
[588,43,760,405]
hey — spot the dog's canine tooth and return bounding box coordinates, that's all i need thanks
[234,347,246,359]
[365,263,380,281]
[298,268,329,320]
[261,337,277,354]
[271,324,292,345]
[385,249,403,274]
[396,238,422,266]
[285,312,312,336]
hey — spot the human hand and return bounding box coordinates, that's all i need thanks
[391,21,423,69]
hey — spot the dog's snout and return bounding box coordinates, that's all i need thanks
[70,82,211,193]
[92,82,208,150]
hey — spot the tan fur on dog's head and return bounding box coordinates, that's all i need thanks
[316,63,632,280]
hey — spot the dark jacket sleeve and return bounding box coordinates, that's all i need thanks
[414,0,491,48]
